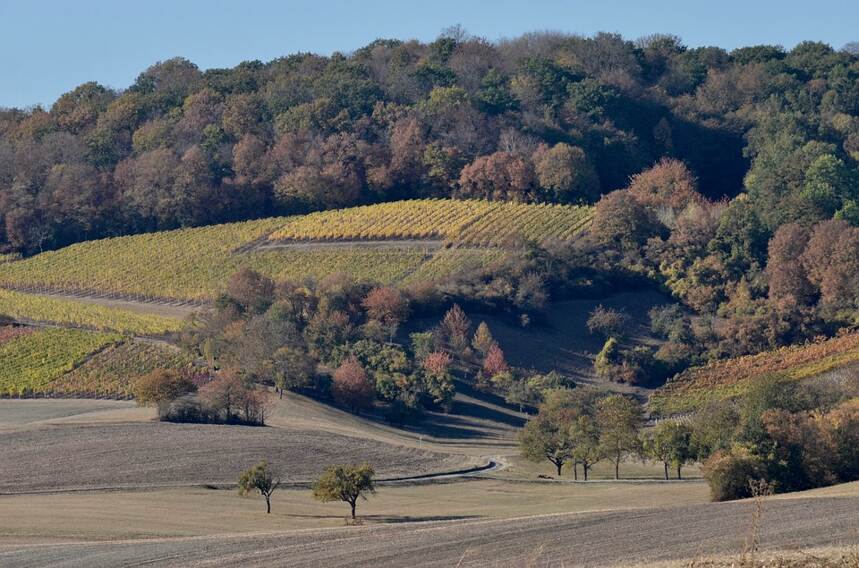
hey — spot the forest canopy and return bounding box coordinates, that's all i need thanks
[2,30,857,255]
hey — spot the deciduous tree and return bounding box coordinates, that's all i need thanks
[312,464,376,519]
[238,461,281,514]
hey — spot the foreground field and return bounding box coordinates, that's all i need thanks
[1,490,855,567]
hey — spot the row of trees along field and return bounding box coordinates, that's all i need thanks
[519,377,859,500]
[1,31,857,256]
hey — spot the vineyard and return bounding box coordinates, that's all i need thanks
[0,325,35,344]
[650,331,859,415]
[267,198,593,245]
[50,340,195,398]
[0,328,121,397]
[242,247,430,285]
[0,290,183,335]
[0,217,288,302]
[0,200,593,303]
[401,248,507,286]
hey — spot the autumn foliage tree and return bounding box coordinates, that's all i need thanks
[482,344,509,377]
[133,369,196,418]
[332,356,374,414]
[362,286,409,339]
[532,143,599,204]
[627,158,703,211]
[441,304,471,353]
[458,151,536,201]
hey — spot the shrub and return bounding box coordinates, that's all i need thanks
[587,306,631,338]
[133,369,197,418]
[702,451,767,501]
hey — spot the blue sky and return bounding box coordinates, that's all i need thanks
[1,0,857,108]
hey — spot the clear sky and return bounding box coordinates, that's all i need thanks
[1,0,857,109]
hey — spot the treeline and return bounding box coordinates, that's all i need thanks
[519,374,859,500]
[2,31,858,255]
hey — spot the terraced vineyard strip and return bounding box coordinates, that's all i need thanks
[0,218,289,302]
[401,248,508,286]
[0,290,183,335]
[243,247,431,285]
[0,325,35,344]
[51,340,195,398]
[0,328,121,396]
[454,201,594,246]
[268,199,594,246]
[651,331,859,415]
[268,199,486,241]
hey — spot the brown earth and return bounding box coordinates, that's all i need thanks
[1,493,856,567]
[0,421,474,493]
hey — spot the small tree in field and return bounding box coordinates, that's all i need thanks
[312,464,376,519]
[570,414,603,481]
[596,394,643,480]
[238,461,281,514]
[644,420,695,479]
[332,356,374,414]
[133,369,196,419]
[519,411,575,476]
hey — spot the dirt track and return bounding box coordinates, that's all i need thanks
[2,495,856,567]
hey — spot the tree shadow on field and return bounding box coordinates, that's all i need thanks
[363,514,482,524]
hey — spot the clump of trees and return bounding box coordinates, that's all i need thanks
[519,389,645,480]
[132,367,270,425]
[132,368,197,419]
[697,376,859,500]
[519,369,859,496]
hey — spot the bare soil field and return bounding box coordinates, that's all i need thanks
[1,492,856,567]
[0,422,475,493]
[0,399,138,429]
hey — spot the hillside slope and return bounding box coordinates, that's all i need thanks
[0,199,592,302]
[651,331,859,414]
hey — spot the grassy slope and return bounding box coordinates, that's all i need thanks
[652,332,859,415]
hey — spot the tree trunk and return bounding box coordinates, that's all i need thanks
[555,461,563,477]
[677,465,682,480]
[265,495,271,514]
[614,457,620,480]
[664,462,669,480]
[350,500,357,519]
[279,388,283,400]
[583,463,589,481]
